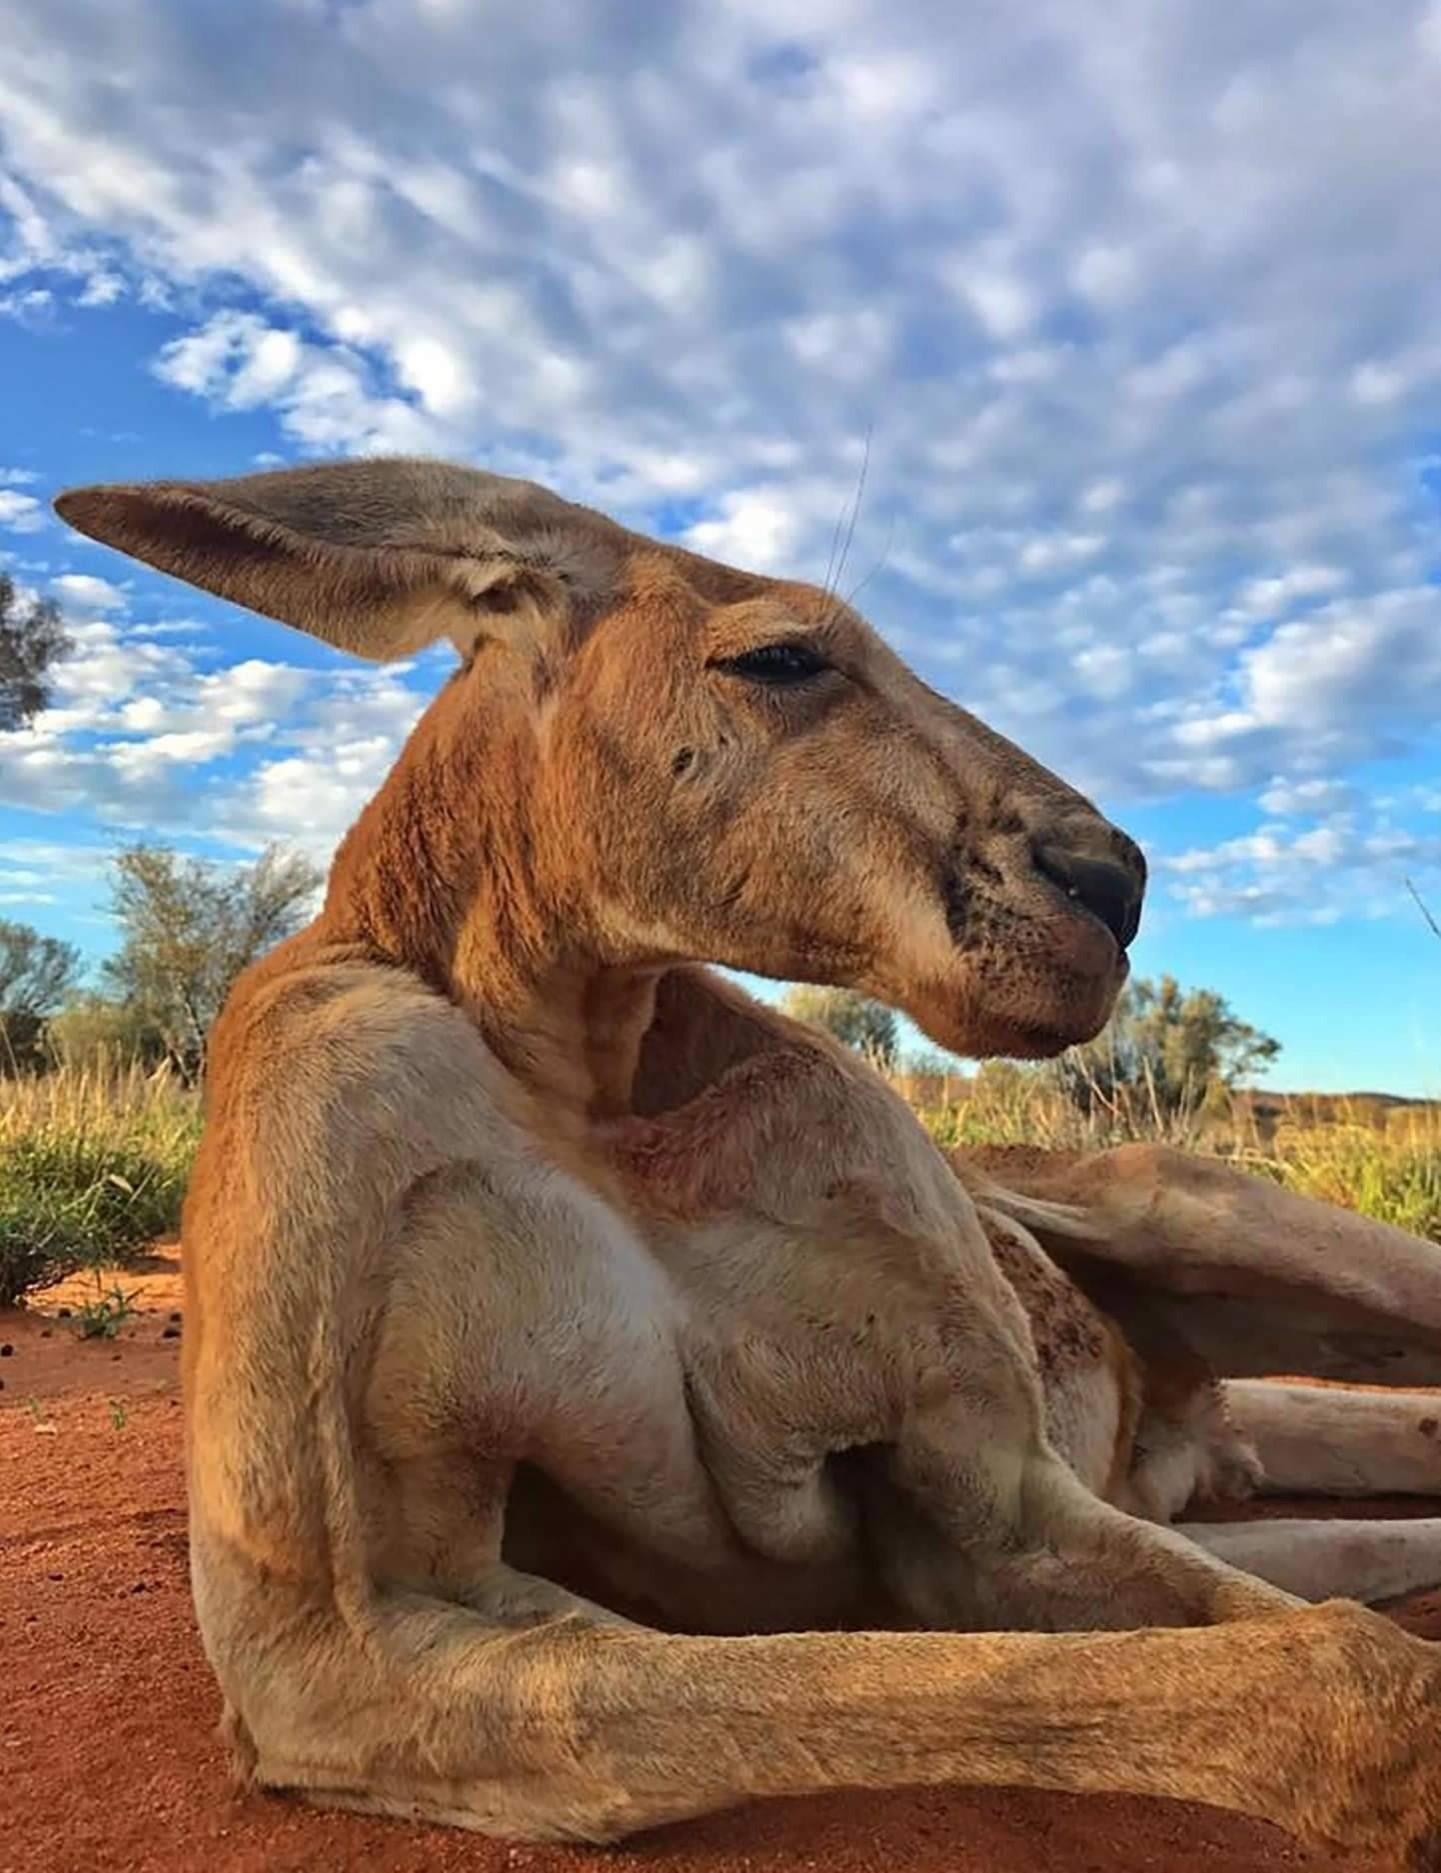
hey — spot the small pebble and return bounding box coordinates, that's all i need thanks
[0,1343,12,1357]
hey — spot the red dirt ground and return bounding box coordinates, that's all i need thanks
[5,1249,1438,1873]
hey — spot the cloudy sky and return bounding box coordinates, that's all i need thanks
[2,0,1439,1091]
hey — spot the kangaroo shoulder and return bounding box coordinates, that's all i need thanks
[194,957,526,1229]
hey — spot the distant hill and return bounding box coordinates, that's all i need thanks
[1232,1089,1440,1125]
[886,1071,1439,1138]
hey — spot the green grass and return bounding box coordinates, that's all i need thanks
[0,1058,200,1306]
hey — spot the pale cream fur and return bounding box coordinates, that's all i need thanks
[53,458,1441,1866]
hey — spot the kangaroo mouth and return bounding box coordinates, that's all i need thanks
[928,853,1132,1059]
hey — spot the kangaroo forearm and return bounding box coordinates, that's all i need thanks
[530,1604,1437,1852]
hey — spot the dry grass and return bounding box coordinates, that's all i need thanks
[1266,1106,1441,1240]
[1,1049,1435,1306]
[905,1066,1441,1243]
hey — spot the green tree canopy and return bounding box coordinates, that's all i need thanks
[0,571,70,731]
[1057,972,1280,1117]
[0,917,82,1067]
[778,984,899,1069]
[103,843,323,1082]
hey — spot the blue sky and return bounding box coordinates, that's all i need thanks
[1,0,1438,1093]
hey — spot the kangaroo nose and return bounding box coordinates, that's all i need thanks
[1031,836,1144,949]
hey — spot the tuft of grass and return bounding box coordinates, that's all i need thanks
[74,1277,142,1340]
[0,1056,200,1306]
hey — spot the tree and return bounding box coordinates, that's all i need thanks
[0,917,82,1068]
[779,984,899,1069]
[103,843,323,1082]
[1056,973,1280,1118]
[0,571,70,731]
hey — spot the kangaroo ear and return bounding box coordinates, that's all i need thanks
[53,456,626,662]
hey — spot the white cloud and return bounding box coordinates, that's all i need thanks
[1352,360,1408,407]
[76,269,123,307]
[1241,590,1441,745]
[1078,478,1125,515]
[1258,777,1359,818]
[51,572,126,614]
[1016,532,1105,577]
[0,593,420,854]
[2,0,1441,923]
[153,312,444,456]
[1162,811,1441,926]
[684,488,805,571]
[214,668,427,862]
[954,266,1036,342]
[0,839,130,926]
[1235,565,1347,620]
[1071,242,1138,305]
[0,489,45,534]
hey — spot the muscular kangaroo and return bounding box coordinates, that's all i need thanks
[56,458,1441,1864]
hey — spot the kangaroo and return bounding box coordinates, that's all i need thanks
[56,458,1441,1864]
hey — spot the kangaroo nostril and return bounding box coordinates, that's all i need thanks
[1031,842,1143,949]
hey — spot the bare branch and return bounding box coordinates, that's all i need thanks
[1405,875,1441,943]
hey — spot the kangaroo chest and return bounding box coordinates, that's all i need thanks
[365,1114,1137,1632]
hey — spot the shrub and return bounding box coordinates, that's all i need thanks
[0,1060,199,1305]
[0,1132,190,1306]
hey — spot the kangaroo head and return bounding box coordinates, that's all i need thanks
[56,457,1142,1061]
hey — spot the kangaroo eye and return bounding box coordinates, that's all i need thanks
[713,642,828,685]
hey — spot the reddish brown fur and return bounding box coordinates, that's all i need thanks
[51,458,1441,1866]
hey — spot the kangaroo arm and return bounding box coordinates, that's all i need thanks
[966,1142,1441,1386]
[226,1552,1441,1863]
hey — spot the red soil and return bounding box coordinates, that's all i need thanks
[3,1249,1435,1873]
